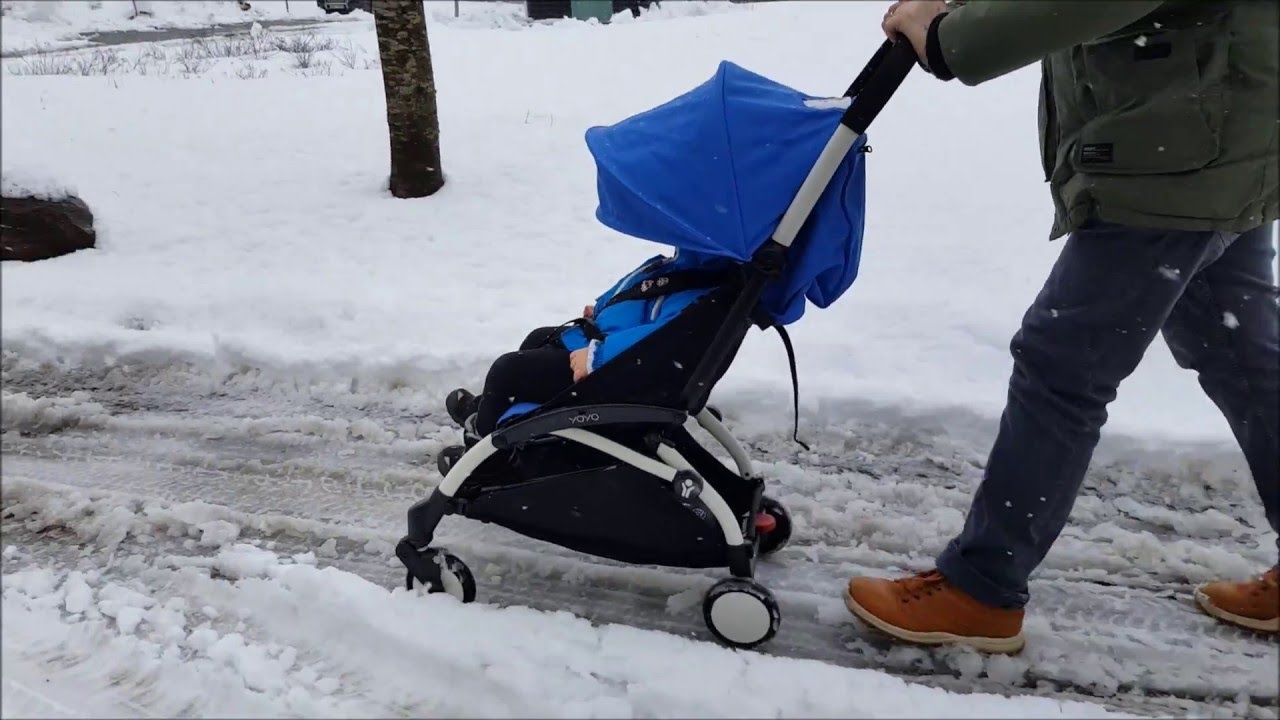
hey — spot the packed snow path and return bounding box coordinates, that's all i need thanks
[3,359,1276,718]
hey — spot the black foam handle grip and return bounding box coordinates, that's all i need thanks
[840,39,917,135]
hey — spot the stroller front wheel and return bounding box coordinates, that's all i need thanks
[702,577,780,649]
[405,548,477,603]
[437,444,467,477]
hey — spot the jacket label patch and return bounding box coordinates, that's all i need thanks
[1080,143,1114,165]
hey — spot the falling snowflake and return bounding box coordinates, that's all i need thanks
[1134,35,1149,46]
[1004,500,1013,508]
[1158,265,1181,281]
[1223,312,1240,329]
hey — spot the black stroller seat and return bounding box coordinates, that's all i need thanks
[396,40,916,650]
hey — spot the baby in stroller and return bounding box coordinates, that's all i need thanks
[443,248,727,455]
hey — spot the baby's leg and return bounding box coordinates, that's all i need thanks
[475,347,574,435]
[519,326,566,351]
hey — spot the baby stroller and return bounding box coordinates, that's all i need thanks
[396,41,916,650]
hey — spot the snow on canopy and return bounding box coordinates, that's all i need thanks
[585,60,869,325]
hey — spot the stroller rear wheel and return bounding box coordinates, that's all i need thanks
[702,577,780,649]
[756,496,792,556]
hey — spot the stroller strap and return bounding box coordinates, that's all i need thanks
[561,317,607,343]
[773,324,809,452]
[751,307,808,451]
[597,267,736,314]
[554,268,734,348]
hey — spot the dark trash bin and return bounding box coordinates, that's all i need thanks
[613,0,654,17]
[526,0,655,22]
[526,0,571,20]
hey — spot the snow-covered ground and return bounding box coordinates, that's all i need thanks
[0,0,733,55]
[0,0,1261,451]
[2,1,1277,717]
[1,0,335,54]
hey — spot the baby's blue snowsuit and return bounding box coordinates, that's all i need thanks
[559,250,720,372]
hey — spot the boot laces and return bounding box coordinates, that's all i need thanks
[898,570,948,603]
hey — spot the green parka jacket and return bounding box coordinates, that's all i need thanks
[930,0,1278,239]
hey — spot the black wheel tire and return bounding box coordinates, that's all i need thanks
[702,577,780,649]
[406,549,477,603]
[705,405,723,422]
[436,445,466,477]
[756,496,792,556]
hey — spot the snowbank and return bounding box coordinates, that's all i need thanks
[0,390,110,434]
[0,166,77,200]
[0,561,1130,718]
[0,1,1254,450]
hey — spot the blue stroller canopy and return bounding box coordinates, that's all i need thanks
[585,61,869,325]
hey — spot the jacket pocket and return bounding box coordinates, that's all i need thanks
[1072,22,1227,176]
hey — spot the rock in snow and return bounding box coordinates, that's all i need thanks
[0,193,96,262]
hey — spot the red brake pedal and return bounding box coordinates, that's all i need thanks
[754,512,777,534]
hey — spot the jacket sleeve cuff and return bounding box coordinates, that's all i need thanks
[925,12,955,81]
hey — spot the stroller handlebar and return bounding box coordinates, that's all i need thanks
[841,38,918,136]
[687,41,918,411]
[768,39,916,250]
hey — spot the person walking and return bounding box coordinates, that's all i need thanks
[844,0,1279,653]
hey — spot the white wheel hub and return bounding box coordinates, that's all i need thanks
[439,567,467,601]
[708,590,773,645]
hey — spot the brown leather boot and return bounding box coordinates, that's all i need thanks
[844,569,1025,654]
[1194,567,1279,634]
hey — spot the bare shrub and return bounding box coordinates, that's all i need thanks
[332,38,360,70]
[245,31,278,59]
[135,44,170,76]
[304,60,333,77]
[174,40,204,63]
[199,34,261,59]
[139,45,167,63]
[176,54,210,76]
[272,33,335,55]
[7,54,76,76]
[235,60,268,79]
[72,48,123,76]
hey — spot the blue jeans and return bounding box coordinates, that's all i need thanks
[937,222,1280,609]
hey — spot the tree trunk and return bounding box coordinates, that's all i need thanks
[373,0,445,198]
